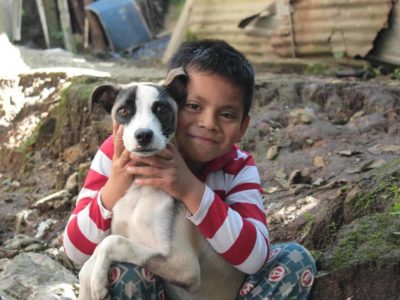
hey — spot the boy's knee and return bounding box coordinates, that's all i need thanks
[268,242,316,274]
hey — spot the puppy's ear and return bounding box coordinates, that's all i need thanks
[164,67,188,106]
[90,84,120,114]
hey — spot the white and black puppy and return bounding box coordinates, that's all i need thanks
[78,68,244,300]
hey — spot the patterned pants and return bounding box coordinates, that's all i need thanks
[106,242,316,300]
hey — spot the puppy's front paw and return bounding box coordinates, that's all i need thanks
[91,269,110,300]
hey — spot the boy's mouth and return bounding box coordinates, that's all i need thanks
[188,134,218,144]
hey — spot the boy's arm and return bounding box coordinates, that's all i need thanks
[63,135,114,265]
[188,154,269,274]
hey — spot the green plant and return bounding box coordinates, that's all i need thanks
[185,29,198,42]
[304,63,330,76]
[333,51,345,59]
[391,68,400,80]
[329,221,338,236]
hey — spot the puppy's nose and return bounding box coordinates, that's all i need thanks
[135,129,153,146]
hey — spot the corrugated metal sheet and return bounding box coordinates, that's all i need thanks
[284,0,393,57]
[187,0,394,62]
[187,0,279,63]
[368,1,400,65]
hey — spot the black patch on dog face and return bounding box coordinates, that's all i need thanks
[112,86,137,125]
[152,93,176,138]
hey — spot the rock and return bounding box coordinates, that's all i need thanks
[63,143,85,165]
[15,209,34,234]
[312,178,325,186]
[24,243,46,252]
[56,162,74,190]
[305,138,314,145]
[2,177,12,186]
[336,149,362,157]
[0,252,78,300]
[65,172,79,195]
[368,144,400,156]
[313,155,326,168]
[35,218,58,239]
[3,235,42,251]
[33,190,72,210]
[10,181,20,188]
[257,122,273,137]
[347,113,388,133]
[78,161,92,185]
[349,110,364,122]
[274,168,289,188]
[0,247,19,259]
[289,108,315,125]
[266,145,279,160]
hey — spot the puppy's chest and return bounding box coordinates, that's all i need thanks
[111,184,175,237]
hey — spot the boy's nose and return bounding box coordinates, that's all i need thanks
[199,113,217,130]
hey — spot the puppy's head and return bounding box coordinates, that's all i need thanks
[91,68,187,156]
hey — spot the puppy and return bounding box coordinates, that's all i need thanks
[78,68,244,300]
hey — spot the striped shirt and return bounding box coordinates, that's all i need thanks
[63,135,270,274]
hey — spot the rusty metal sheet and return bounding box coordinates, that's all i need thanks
[268,0,393,58]
[187,0,279,63]
[187,0,393,62]
[368,1,400,66]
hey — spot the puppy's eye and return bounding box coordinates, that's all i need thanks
[118,107,130,117]
[155,104,169,114]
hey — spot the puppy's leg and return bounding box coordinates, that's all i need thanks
[90,234,162,299]
[78,255,96,300]
[147,215,202,292]
[146,244,201,292]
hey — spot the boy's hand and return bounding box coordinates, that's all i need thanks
[127,143,205,214]
[101,122,136,210]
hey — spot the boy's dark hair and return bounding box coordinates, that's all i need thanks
[167,39,255,118]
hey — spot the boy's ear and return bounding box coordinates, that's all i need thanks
[164,67,188,106]
[90,84,120,114]
[236,115,250,142]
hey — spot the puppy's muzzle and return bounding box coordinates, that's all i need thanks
[135,128,154,147]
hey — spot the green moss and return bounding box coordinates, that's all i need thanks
[302,212,315,237]
[49,77,105,151]
[330,213,400,270]
[309,249,323,262]
[345,160,400,217]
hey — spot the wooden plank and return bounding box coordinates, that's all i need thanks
[12,0,23,41]
[35,0,51,48]
[42,0,65,48]
[83,0,107,51]
[68,0,85,34]
[57,0,76,52]
[162,0,196,64]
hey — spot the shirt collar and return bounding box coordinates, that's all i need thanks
[197,145,238,181]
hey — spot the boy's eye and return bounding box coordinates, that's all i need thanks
[185,103,200,111]
[220,111,236,119]
[117,107,130,117]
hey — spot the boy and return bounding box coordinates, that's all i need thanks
[63,40,316,299]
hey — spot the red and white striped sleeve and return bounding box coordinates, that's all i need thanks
[188,148,269,274]
[63,135,115,265]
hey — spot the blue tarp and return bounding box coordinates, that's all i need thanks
[86,0,152,52]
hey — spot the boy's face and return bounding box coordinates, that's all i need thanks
[175,71,250,167]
